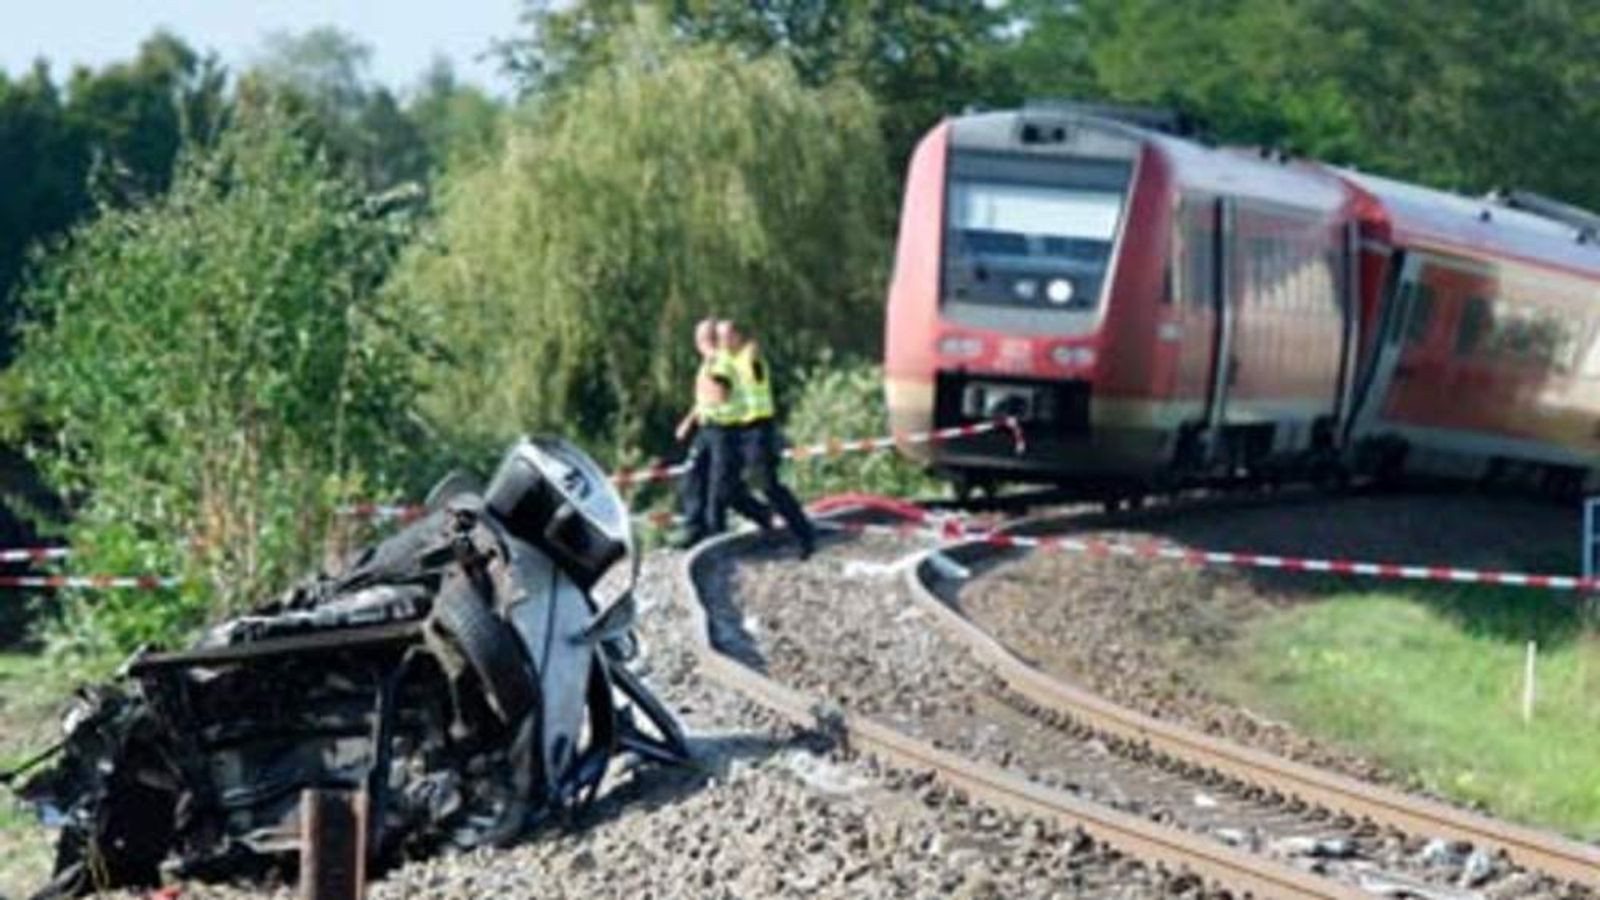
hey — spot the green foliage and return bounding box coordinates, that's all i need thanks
[503,0,1015,167]
[0,33,225,364]
[408,59,504,169]
[393,18,890,462]
[784,357,941,501]
[242,29,505,192]
[1003,0,1600,207]
[244,28,430,190]
[11,105,423,657]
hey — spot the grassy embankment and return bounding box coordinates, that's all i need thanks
[0,651,70,896]
[1214,581,1600,839]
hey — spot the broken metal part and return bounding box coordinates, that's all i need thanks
[10,436,688,899]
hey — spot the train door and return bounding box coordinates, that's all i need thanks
[1205,198,1237,441]
[1348,252,1422,440]
[1169,195,1222,424]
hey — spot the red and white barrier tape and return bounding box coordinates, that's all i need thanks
[341,503,426,524]
[0,545,177,590]
[610,416,1024,488]
[835,518,1600,594]
[0,574,177,590]
[346,418,1025,522]
[0,547,70,564]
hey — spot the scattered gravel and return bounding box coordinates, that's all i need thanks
[720,525,1584,898]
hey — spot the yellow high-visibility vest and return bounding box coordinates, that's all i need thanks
[695,353,740,426]
[730,344,775,424]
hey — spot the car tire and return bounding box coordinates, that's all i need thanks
[432,572,537,725]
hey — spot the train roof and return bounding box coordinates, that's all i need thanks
[1332,168,1600,281]
[992,108,1356,215]
[1149,133,1352,215]
[949,107,1600,283]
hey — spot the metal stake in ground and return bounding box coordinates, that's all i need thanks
[300,789,367,900]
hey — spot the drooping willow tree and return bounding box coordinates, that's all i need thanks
[391,16,892,464]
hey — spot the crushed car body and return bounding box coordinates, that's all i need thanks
[8,437,688,899]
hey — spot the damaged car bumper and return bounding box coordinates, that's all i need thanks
[8,437,688,898]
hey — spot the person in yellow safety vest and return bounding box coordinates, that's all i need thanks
[713,319,816,560]
[673,319,771,548]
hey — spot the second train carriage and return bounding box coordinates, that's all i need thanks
[883,104,1600,498]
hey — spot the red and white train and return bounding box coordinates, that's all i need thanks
[884,104,1600,500]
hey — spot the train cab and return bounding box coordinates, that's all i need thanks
[885,105,1361,492]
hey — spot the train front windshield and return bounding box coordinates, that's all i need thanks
[943,152,1131,313]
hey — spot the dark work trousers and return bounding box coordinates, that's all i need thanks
[678,429,715,539]
[702,425,772,537]
[738,419,815,552]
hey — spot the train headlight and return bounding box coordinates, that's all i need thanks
[1045,278,1075,305]
[1012,278,1039,301]
[937,336,983,359]
[1050,346,1096,368]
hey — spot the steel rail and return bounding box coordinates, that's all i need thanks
[679,527,1363,899]
[906,531,1600,889]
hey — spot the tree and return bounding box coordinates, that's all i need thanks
[0,33,224,364]
[0,64,84,365]
[998,0,1600,207]
[501,0,1014,167]
[407,58,503,168]
[12,104,424,656]
[63,31,228,203]
[393,17,890,462]
[248,27,432,189]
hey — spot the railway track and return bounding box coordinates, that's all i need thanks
[682,510,1599,898]
[905,511,1600,893]
[684,524,1371,898]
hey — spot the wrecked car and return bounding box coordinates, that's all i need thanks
[6,437,688,898]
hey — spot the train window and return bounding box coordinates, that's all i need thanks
[1182,200,1215,309]
[1488,305,1575,368]
[1456,296,1492,355]
[1580,325,1600,378]
[942,152,1133,311]
[1405,285,1434,345]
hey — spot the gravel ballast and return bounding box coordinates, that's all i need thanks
[719,523,1583,898]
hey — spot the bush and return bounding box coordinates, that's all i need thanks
[783,357,940,502]
[11,103,424,658]
[388,16,891,465]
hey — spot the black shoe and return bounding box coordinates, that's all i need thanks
[796,535,816,561]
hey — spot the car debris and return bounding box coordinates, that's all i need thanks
[3,437,689,899]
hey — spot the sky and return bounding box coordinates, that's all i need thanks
[0,0,523,94]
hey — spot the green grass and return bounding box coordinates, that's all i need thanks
[1214,584,1600,839]
[0,651,72,897]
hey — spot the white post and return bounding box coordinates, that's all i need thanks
[1522,641,1537,726]
[1585,497,1598,582]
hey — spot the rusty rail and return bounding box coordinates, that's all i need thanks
[906,529,1600,889]
[679,528,1364,899]
[300,789,367,900]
